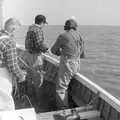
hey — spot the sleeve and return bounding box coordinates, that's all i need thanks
[6,41,24,82]
[25,32,29,50]
[51,35,62,56]
[35,28,48,53]
[79,35,85,58]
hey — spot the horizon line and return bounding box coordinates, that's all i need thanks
[22,24,120,26]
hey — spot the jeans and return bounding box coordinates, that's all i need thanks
[56,55,80,109]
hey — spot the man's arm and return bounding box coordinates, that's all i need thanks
[35,28,48,53]
[6,41,26,82]
[80,36,85,58]
[51,35,62,56]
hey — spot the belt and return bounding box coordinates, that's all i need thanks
[62,55,80,60]
[62,53,80,59]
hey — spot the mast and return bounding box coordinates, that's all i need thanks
[0,0,3,28]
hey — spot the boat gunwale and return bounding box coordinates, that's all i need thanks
[16,43,120,112]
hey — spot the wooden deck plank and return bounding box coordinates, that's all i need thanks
[37,110,100,120]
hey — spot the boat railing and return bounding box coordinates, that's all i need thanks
[16,43,120,119]
[37,46,120,111]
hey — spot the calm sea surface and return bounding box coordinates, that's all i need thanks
[15,25,120,100]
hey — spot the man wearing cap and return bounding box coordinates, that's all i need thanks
[0,18,26,111]
[25,14,48,54]
[51,19,82,109]
[25,14,48,100]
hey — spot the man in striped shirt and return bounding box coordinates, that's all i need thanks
[0,18,26,111]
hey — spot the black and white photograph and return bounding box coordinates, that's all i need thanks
[0,0,120,120]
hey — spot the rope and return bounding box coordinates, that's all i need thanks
[18,56,33,71]
[13,56,44,108]
[18,56,43,87]
[22,94,33,108]
[87,91,100,106]
[13,82,33,108]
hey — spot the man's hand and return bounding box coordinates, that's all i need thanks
[18,71,27,83]
[33,56,43,68]
[46,48,52,55]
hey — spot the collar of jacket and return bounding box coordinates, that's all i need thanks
[1,29,14,38]
[34,24,42,29]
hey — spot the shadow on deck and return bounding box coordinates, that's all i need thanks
[13,80,57,113]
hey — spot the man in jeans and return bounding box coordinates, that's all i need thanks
[51,19,82,109]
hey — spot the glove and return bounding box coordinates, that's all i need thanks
[33,55,43,68]
[18,71,27,83]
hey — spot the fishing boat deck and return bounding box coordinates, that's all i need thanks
[14,80,57,113]
[36,107,101,120]
[15,46,120,120]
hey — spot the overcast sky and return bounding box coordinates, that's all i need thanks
[2,0,120,25]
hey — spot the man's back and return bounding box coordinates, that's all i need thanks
[25,24,42,53]
[62,30,81,57]
[51,30,82,59]
[25,24,48,54]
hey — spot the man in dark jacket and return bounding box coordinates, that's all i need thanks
[51,19,82,109]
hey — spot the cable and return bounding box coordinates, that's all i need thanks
[22,94,33,108]
[18,56,44,87]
